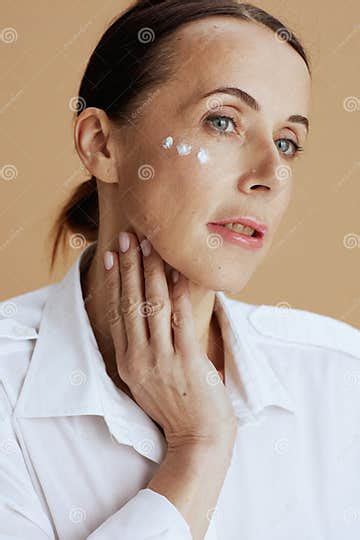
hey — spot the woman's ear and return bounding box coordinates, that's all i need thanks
[74,107,120,184]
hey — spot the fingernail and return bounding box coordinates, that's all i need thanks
[172,269,179,284]
[140,238,152,257]
[104,251,114,270]
[119,232,130,253]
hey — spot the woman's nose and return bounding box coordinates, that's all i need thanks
[237,141,291,195]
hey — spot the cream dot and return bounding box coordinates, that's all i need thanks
[197,148,209,164]
[162,136,173,149]
[176,142,192,156]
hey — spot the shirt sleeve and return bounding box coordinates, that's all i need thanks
[87,488,193,540]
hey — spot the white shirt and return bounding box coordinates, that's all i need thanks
[1,241,360,540]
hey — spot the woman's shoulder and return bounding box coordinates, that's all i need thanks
[249,302,360,361]
[0,283,53,342]
[224,294,360,362]
[0,283,56,417]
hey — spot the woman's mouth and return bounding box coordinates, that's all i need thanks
[207,222,265,250]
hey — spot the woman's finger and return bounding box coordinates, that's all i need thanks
[170,271,198,356]
[139,236,174,355]
[103,251,127,356]
[118,232,148,351]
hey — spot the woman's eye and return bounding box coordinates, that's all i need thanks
[205,114,238,135]
[204,116,303,159]
[276,138,302,159]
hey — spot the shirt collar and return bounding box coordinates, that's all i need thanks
[214,291,295,420]
[14,241,295,463]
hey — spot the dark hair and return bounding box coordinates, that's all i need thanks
[48,0,311,272]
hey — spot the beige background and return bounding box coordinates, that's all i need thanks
[1,0,359,327]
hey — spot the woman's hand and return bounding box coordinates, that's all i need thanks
[103,231,237,451]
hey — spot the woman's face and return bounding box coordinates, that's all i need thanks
[112,17,311,294]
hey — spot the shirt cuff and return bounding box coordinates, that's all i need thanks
[87,487,192,540]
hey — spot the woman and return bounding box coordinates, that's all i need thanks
[1,1,359,539]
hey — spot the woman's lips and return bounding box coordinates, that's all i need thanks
[207,223,265,250]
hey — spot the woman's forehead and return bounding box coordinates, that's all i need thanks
[163,17,311,114]
[170,16,303,69]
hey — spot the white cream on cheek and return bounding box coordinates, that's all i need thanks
[197,147,209,164]
[161,136,210,164]
[162,136,174,149]
[176,142,192,156]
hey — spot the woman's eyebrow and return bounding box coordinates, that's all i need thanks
[200,86,309,134]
